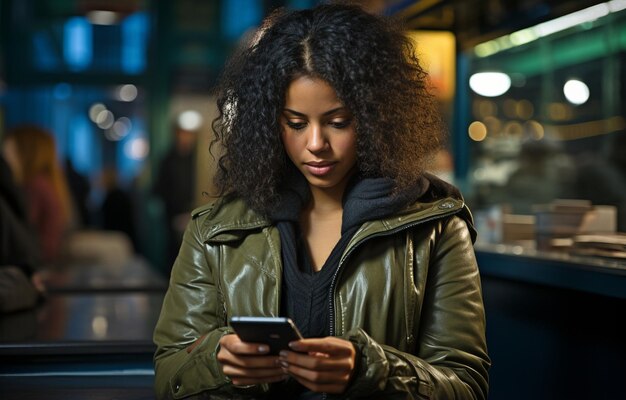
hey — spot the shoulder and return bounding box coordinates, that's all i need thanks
[190,196,253,221]
[418,173,464,202]
[405,175,477,243]
[190,195,271,239]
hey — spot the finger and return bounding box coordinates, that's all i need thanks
[279,350,352,371]
[288,338,354,356]
[220,335,271,355]
[222,364,285,379]
[229,342,271,355]
[217,342,277,369]
[219,353,281,369]
[285,362,351,384]
[217,343,280,369]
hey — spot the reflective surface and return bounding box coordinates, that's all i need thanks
[44,257,167,293]
[0,258,167,400]
[0,292,164,343]
[476,243,626,299]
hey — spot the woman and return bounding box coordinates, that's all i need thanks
[154,4,490,399]
[2,125,73,263]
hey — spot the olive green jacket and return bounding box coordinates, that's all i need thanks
[153,195,490,399]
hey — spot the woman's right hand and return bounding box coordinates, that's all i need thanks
[217,334,287,386]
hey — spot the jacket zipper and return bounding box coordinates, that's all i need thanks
[327,208,461,337]
[322,209,460,400]
[322,214,461,400]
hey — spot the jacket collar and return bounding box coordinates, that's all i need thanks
[196,173,475,242]
[194,196,271,242]
[351,197,475,244]
[196,192,474,244]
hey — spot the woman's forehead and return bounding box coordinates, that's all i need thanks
[284,77,345,113]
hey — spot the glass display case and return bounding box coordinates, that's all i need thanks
[464,3,626,259]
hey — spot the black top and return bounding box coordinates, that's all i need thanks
[278,221,358,339]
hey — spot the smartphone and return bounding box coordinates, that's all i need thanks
[229,316,303,355]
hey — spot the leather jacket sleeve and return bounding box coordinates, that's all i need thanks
[341,216,490,400]
[153,215,223,399]
[153,215,262,399]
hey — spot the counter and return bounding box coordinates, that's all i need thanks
[476,243,626,299]
[477,245,626,399]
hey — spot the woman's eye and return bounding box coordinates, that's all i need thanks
[286,121,306,130]
[329,119,352,129]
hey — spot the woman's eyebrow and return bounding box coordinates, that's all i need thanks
[283,107,347,117]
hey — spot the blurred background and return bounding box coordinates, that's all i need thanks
[3,0,625,270]
[0,1,624,399]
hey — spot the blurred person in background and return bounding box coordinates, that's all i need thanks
[0,154,43,312]
[2,125,73,264]
[65,157,91,228]
[100,166,138,251]
[502,138,575,214]
[153,124,198,270]
[575,131,626,232]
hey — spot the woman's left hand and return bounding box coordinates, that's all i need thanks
[278,337,356,394]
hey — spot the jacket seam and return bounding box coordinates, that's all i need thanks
[243,254,275,279]
[263,228,282,283]
[405,230,416,347]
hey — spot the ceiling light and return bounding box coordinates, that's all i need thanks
[116,84,138,102]
[474,0,626,57]
[86,10,120,25]
[469,72,511,97]
[177,110,203,131]
[563,79,590,105]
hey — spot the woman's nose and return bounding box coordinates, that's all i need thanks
[306,124,328,153]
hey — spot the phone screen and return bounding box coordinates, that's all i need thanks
[229,316,303,355]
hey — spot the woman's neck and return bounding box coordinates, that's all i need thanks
[300,185,345,272]
[307,185,344,216]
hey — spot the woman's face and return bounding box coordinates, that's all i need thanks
[280,76,357,197]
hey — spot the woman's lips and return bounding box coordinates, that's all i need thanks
[304,161,336,176]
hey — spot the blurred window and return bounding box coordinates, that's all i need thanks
[222,0,262,40]
[2,2,150,188]
[465,3,626,242]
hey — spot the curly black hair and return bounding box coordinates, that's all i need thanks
[211,3,444,214]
